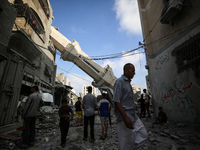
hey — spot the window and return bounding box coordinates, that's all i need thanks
[172,33,200,72]
[13,4,45,42]
[38,0,50,19]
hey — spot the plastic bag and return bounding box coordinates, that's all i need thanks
[16,119,25,131]
[131,118,148,149]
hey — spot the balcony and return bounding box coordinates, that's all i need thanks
[13,4,45,42]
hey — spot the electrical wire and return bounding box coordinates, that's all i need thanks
[89,46,143,58]
[142,2,174,43]
[143,15,162,43]
[67,64,75,72]
[90,52,145,60]
[57,67,92,83]
[85,46,144,60]
[145,26,189,46]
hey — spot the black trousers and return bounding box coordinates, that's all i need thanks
[140,105,146,117]
[84,115,95,139]
[145,102,151,117]
[22,117,36,145]
[60,120,70,144]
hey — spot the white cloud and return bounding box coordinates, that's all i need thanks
[101,50,146,77]
[101,51,147,88]
[114,0,141,35]
[71,26,87,34]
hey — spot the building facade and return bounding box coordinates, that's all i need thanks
[82,84,98,97]
[0,0,56,126]
[56,73,67,84]
[138,0,200,122]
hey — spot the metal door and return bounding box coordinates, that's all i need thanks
[0,56,23,126]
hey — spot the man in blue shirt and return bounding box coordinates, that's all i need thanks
[113,63,138,149]
[97,93,111,140]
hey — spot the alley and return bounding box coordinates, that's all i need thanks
[0,105,200,150]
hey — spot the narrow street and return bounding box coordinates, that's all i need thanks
[0,105,200,150]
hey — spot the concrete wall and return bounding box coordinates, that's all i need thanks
[138,0,200,122]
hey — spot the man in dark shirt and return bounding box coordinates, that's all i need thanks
[21,86,43,149]
[138,94,145,118]
[58,99,73,148]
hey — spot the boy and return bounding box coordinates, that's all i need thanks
[75,97,83,126]
[58,99,73,147]
[97,93,111,140]
[155,107,168,124]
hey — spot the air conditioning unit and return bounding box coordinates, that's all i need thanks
[160,0,183,24]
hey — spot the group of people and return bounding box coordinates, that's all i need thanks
[138,89,151,118]
[20,63,167,150]
[58,85,111,147]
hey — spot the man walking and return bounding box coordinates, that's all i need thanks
[21,86,43,149]
[82,86,97,143]
[113,63,142,149]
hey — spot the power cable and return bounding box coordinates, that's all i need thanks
[90,52,145,60]
[85,46,144,60]
[143,16,162,43]
[145,26,188,46]
[67,64,75,72]
[57,67,92,83]
[142,2,174,43]
[89,46,142,58]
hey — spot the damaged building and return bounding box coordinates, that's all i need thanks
[0,0,73,131]
[137,0,200,123]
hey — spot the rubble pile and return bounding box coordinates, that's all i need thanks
[141,118,200,150]
[0,106,200,150]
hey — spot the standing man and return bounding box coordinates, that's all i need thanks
[21,86,43,149]
[113,63,138,149]
[75,97,83,126]
[82,86,97,143]
[138,94,146,118]
[143,89,151,118]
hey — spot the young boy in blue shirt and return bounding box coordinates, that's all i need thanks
[97,93,111,140]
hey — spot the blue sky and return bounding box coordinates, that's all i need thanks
[49,0,147,94]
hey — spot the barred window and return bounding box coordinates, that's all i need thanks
[172,33,200,72]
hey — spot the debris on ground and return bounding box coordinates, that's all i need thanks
[0,105,200,150]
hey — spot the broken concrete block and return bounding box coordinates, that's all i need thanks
[160,132,169,137]
[170,134,179,140]
[170,144,177,150]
